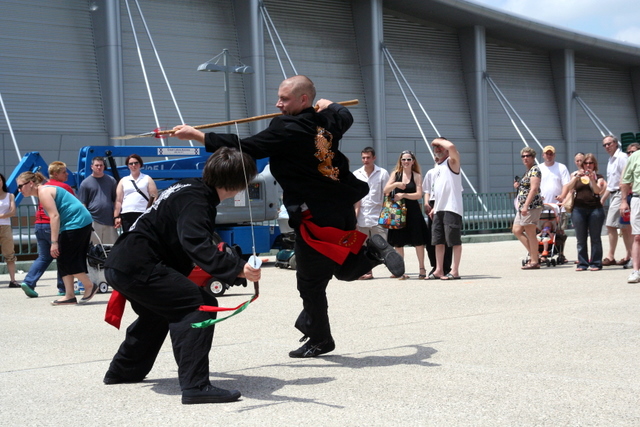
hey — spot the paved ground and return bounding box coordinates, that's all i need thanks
[1,238,639,426]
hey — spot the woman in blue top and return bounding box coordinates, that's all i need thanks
[17,171,97,305]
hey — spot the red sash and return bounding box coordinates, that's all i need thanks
[298,210,367,264]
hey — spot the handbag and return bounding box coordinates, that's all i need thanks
[378,194,407,229]
[563,189,575,213]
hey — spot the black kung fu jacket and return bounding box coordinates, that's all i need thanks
[105,178,245,284]
[204,104,369,224]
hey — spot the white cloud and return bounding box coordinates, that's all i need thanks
[469,0,640,46]
[615,26,640,46]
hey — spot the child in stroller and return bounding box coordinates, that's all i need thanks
[532,203,567,266]
[537,220,555,261]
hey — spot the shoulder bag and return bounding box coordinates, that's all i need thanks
[378,193,407,229]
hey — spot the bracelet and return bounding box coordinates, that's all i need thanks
[51,241,58,244]
[114,216,121,219]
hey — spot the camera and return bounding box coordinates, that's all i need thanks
[514,176,520,182]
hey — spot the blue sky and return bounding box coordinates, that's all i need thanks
[468,0,640,47]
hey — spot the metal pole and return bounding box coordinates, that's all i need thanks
[223,49,231,133]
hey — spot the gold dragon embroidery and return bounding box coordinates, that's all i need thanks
[314,126,339,181]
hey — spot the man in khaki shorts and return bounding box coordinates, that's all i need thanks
[620,149,640,282]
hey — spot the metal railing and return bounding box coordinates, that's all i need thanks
[3,194,521,261]
[462,192,517,234]
[7,203,38,259]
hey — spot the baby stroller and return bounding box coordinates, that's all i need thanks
[523,203,565,267]
[86,243,113,293]
[274,205,296,270]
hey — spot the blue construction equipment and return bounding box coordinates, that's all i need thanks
[8,145,282,256]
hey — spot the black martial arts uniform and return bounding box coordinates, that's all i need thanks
[203,103,374,343]
[104,178,245,390]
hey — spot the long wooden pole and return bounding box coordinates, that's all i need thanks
[113,99,359,140]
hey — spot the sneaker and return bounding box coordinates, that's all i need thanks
[20,283,38,298]
[8,281,20,288]
[182,384,241,404]
[289,338,336,358]
[623,259,633,269]
[367,234,405,277]
[627,271,640,283]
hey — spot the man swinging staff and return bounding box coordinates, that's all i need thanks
[174,75,404,359]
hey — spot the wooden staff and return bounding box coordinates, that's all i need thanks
[113,99,359,140]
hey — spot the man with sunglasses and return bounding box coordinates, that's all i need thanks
[602,135,632,267]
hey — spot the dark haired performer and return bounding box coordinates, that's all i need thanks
[103,147,261,405]
[173,75,404,359]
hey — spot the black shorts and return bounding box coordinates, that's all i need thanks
[58,224,92,276]
[431,211,462,247]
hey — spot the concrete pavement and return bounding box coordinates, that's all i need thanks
[0,238,639,426]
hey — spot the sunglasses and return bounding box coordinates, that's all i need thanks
[128,161,140,166]
[401,158,413,162]
[17,183,28,190]
[521,154,533,158]
[583,161,594,165]
[602,142,614,147]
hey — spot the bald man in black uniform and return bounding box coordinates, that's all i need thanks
[174,75,403,358]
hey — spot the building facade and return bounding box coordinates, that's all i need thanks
[1,0,639,193]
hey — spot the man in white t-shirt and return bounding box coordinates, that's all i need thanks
[602,135,632,267]
[423,163,452,277]
[354,147,389,280]
[538,145,570,262]
[430,137,463,280]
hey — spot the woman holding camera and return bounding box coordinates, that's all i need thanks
[560,153,607,271]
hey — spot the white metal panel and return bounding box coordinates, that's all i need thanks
[120,0,251,138]
[486,42,562,141]
[0,0,104,132]
[261,0,370,140]
[383,14,473,142]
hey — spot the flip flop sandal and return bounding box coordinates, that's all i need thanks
[426,273,441,280]
[441,273,461,280]
[521,263,540,270]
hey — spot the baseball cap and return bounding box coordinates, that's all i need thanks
[543,145,555,154]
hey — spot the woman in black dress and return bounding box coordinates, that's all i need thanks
[384,150,428,279]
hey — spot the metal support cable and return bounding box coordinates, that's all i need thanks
[485,75,544,153]
[485,76,539,167]
[123,0,164,146]
[574,94,610,137]
[382,45,487,211]
[0,91,21,161]
[259,2,297,78]
[381,47,433,158]
[382,46,440,138]
[132,0,193,146]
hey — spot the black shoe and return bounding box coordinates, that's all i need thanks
[368,234,405,277]
[103,371,144,385]
[182,384,241,404]
[8,281,20,288]
[289,338,336,358]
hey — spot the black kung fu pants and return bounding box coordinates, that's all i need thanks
[105,263,218,390]
[293,209,375,342]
